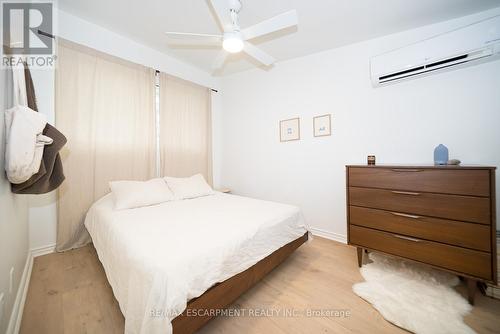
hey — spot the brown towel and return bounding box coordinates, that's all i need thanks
[11,63,66,194]
[12,124,66,194]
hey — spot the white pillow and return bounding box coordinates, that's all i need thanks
[109,178,174,210]
[164,174,214,200]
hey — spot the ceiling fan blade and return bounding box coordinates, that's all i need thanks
[212,51,228,71]
[165,32,221,39]
[243,42,275,66]
[208,0,232,32]
[242,10,298,40]
[167,40,222,48]
[165,32,222,47]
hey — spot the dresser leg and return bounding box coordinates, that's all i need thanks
[467,278,477,305]
[356,247,363,267]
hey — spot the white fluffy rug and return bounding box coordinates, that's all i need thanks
[353,252,475,334]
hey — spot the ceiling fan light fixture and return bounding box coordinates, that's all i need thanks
[165,1,298,71]
[222,32,244,53]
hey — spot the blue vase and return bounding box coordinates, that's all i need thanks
[434,144,449,165]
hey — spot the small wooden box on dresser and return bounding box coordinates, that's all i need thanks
[346,165,497,304]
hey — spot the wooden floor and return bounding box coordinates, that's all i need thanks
[20,237,500,334]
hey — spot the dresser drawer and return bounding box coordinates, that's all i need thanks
[349,206,491,251]
[349,225,492,280]
[348,167,490,197]
[349,187,490,224]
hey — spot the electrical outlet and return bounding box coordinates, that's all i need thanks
[9,267,14,294]
[0,292,5,328]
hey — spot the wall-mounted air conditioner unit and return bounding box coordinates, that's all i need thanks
[370,15,500,87]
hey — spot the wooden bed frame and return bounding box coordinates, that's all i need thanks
[171,232,308,333]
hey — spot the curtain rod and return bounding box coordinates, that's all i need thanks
[38,29,55,39]
[154,70,218,92]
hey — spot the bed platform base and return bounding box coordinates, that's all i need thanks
[172,232,308,333]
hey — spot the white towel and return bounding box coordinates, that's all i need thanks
[12,62,28,106]
[4,105,53,184]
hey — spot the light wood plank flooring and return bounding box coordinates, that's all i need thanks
[20,237,500,334]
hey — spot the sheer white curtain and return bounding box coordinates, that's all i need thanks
[56,40,156,251]
[159,73,212,183]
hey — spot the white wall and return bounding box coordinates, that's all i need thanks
[28,10,221,250]
[27,68,57,251]
[218,7,500,241]
[0,70,30,333]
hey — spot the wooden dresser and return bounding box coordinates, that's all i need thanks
[346,165,497,303]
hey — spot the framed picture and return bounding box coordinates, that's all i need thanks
[280,117,300,142]
[313,114,331,137]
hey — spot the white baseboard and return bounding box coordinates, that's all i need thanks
[310,227,347,244]
[6,243,56,334]
[6,252,33,334]
[31,243,56,258]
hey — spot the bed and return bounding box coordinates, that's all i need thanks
[84,191,309,334]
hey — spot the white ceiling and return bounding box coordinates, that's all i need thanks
[59,0,500,75]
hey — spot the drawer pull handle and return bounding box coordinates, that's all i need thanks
[393,235,421,242]
[391,169,424,172]
[391,190,421,196]
[390,212,421,219]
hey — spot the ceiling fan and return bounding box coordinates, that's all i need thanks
[165,0,298,71]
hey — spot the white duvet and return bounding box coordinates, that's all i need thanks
[84,192,309,334]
